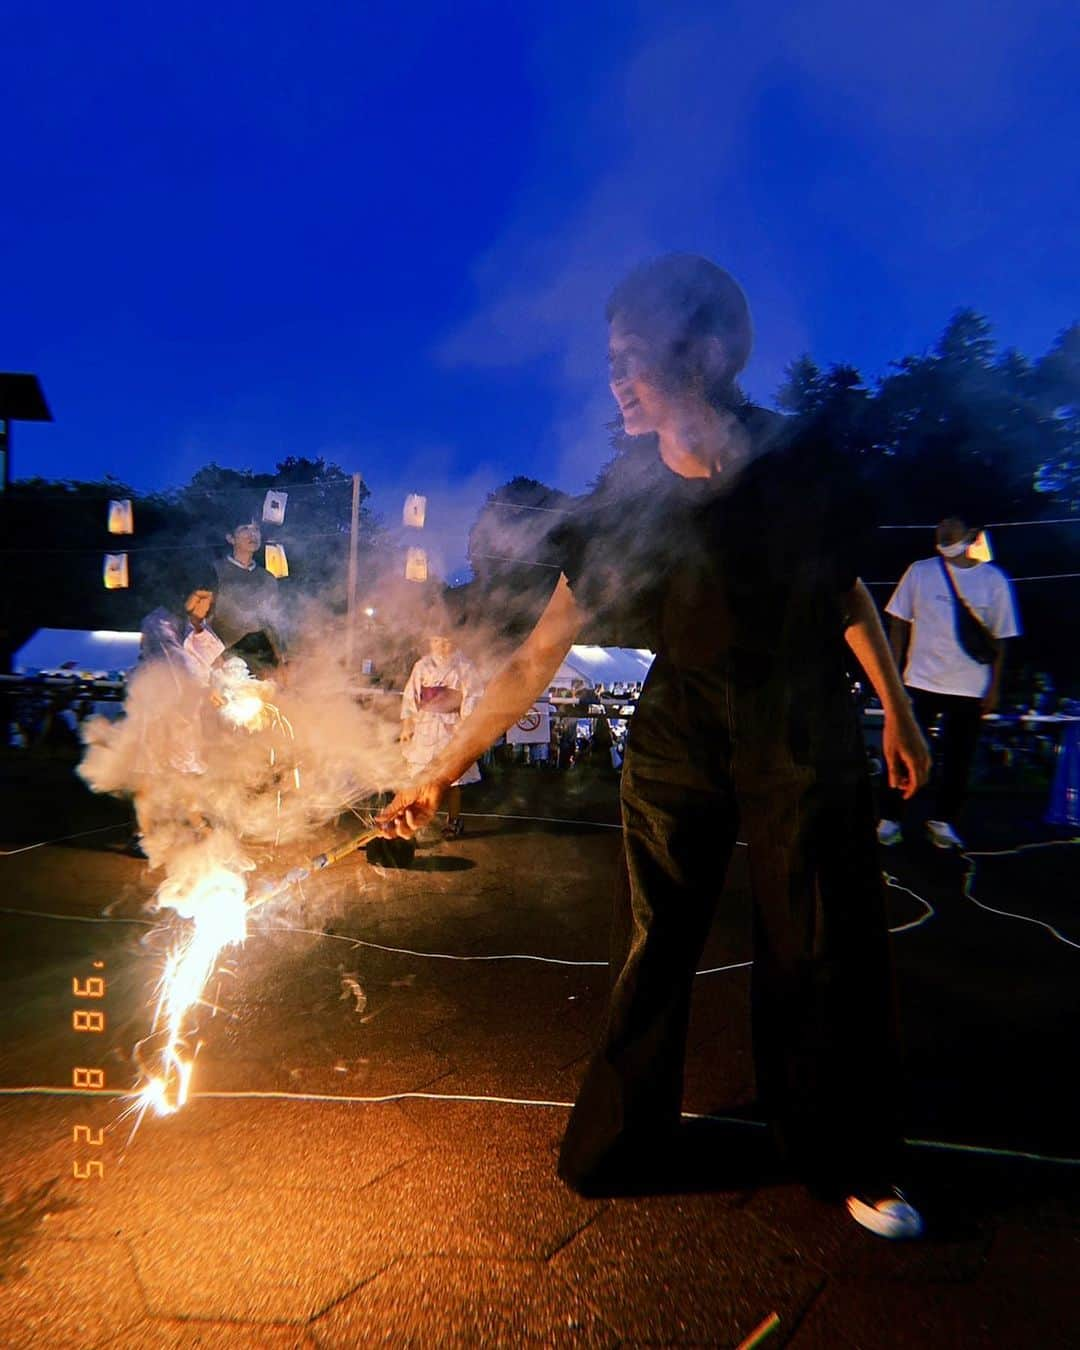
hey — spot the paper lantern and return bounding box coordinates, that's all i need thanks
[262,490,288,525]
[968,530,993,563]
[107,499,134,534]
[103,553,130,589]
[264,543,289,578]
[402,493,427,528]
[405,547,428,582]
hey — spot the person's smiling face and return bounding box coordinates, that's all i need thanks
[607,323,675,436]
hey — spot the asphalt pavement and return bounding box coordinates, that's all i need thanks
[1,757,1078,1347]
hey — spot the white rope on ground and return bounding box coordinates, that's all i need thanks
[879,517,1080,530]
[263,862,932,974]
[0,907,152,926]
[460,811,625,830]
[905,1136,1080,1167]
[958,838,1080,952]
[695,959,754,976]
[460,811,751,848]
[3,1085,1078,1168]
[265,925,608,967]
[0,825,930,973]
[883,873,937,933]
[0,820,131,856]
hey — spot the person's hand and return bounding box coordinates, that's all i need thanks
[399,725,414,743]
[981,685,1000,716]
[185,589,214,625]
[883,709,931,800]
[377,780,447,838]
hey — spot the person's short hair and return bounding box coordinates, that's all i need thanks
[606,253,753,379]
[227,515,261,536]
[938,512,983,533]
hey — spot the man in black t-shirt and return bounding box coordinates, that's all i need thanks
[379,255,930,1239]
[212,518,286,672]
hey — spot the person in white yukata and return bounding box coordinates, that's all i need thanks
[400,635,484,837]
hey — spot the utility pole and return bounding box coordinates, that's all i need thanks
[345,472,362,669]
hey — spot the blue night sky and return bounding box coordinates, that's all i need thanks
[3,0,1078,575]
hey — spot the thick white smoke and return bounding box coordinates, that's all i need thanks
[79,611,403,878]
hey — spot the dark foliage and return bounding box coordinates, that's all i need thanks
[0,457,384,669]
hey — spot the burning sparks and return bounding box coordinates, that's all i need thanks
[137,865,249,1116]
[212,657,292,735]
[126,657,365,1120]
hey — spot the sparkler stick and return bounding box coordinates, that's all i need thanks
[248,827,381,911]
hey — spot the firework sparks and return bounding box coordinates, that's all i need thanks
[212,657,292,735]
[133,822,381,1118]
[136,864,249,1116]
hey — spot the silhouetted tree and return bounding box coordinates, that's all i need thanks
[0,457,384,667]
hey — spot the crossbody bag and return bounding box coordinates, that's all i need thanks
[938,557,998,665]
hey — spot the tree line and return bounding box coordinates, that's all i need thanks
[0,457,383,669]
[464,310,1080,689]
[3,309,1078,689]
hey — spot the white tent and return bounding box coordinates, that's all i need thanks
[549,645,654,694]
[15,628,142,676]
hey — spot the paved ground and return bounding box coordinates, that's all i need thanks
[1,755,1079,1347]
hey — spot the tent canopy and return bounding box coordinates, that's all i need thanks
[15,628,142,675]
[550,645,654,691]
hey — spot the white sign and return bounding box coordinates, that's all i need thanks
[506,699,551,746]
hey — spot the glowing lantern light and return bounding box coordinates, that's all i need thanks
[103,553,130,589]
[264,543,289,578]
[107,499,134,534]
[969,530,993,563]
[405,547,428,582]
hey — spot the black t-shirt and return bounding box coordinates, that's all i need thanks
[547,407,870,687]
[212,558,282,651]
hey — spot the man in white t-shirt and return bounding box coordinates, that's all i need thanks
[877,515,1021,850]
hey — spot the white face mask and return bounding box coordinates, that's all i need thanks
[937,539,969,559]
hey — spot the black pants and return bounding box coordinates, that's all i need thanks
[880,687,983,825]
[558,661,901,1192]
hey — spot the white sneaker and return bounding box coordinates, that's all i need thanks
[876,819,903,846]
[846,1187,924,1240]
[926,819,964,850]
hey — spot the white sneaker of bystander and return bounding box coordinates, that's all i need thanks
[876,819,903,846]
[926,819,964,850]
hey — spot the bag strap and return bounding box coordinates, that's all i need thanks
[938,554,963,608]
[938,555,998,648]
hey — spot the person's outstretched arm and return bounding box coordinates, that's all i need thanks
[844,580,931,800]
[378,575,583,836]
